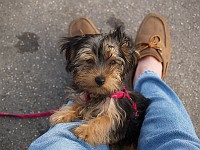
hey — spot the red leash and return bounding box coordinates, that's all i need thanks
[0,110,55,118]
[0,86,138,119]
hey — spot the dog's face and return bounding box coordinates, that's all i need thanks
[61,27,135,95]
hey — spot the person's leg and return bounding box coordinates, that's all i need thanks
[135,65,200,150]
[29,18,108,150]
[133,56,162,83]
[133,14,200,150]
[28,122,108,150]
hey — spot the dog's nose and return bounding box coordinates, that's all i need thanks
[95,77,105,86]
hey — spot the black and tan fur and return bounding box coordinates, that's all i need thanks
[50,26,149,150]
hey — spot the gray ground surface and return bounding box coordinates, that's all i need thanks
[0,0,199,149]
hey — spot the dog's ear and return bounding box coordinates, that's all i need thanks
[112,26,135,73]
[60,35,96,72]
[111,25,125,42]
[60,36,81,72]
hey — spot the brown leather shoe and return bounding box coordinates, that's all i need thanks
[68,17,99,36]
[134,13,171,79]
[127,13,171,89]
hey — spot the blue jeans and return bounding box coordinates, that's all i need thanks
[29,71,200,150]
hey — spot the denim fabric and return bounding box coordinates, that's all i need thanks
[135,71,200,150]
[29,71,200,150]
[28,121,108,150]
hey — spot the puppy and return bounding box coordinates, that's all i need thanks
[50,26,149,150]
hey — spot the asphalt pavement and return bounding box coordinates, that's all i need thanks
[0,0,199,149]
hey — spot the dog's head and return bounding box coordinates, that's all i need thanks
[61,26,135,95]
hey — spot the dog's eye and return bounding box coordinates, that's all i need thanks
[110,60,117,65]
[86,59,94,64]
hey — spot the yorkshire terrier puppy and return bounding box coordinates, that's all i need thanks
[50,26,150,150]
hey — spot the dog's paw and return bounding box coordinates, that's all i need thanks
[73,124,97,145]
[49,113,65,125]
[50,111,76,126]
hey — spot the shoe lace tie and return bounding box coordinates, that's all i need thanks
[134,35,163,59]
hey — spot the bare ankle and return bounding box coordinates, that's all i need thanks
[133,56,162,83]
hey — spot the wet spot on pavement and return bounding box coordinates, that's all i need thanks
[15,32,40,53]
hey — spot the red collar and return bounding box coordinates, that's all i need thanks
[85,86,139,116]
[111,86,130,99]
